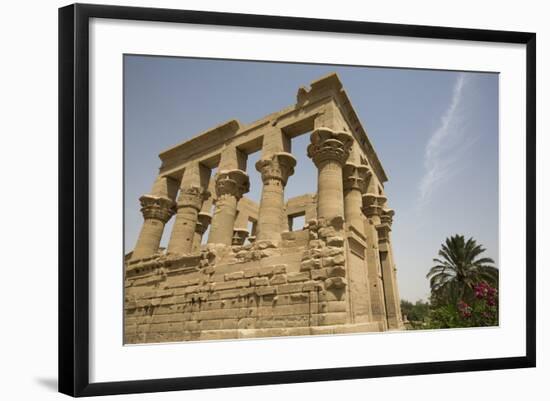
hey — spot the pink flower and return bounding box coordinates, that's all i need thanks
[457,300,472,318]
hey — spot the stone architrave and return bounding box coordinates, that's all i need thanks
[255,152,296,242]
[343,162,371,232]
[208,169,250,245]
[131,176,176,260]
[307,127,354,220]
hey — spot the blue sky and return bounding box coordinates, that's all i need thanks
[124,55,499,302]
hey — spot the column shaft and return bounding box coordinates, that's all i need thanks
[362,193,387,328]
[167,187,204,254]
[344,190,363,229]
[307,128,353,221]
[209,194,239,244]
[378,207,403,329]
[132,192,175,260]
[343,163,370,232]
[379,246,400,329]
[317,160,345,219]
[192,212,212,251]
[207,169,249,245]
[133,218,165,260]
[255,152,296,242]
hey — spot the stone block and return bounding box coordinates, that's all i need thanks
[218,288,245,300]
[199,319,224,330]
[318,290,344,302]
[326,236,344,247]
[213,279,250,291]
[238,318,256,329]
[225,271,244,281]
[270,274,287,285]
[243,269,259,278]
[133,275,164,287]
[327,301,348,312]
[256,286,276,296]
[325,277,347,289]
[318,226,337,238]
[300,258,321,271]
[302,280,323,292]
[309,239,326,248]
[289,292,309,304]
[251,277,270,286]
[273,264,287,274]
[287,272,310,282]
[311,268,328,280]
[315,312,348,325]
[277,283,304,294]
[326,265,346,277]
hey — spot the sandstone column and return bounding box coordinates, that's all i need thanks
[232,204,250,245]
[255,152,296,242]
[131,176,176,260]
[307,127,353,220]
[377,199,403,329]
[167,163,209,255]
[362,192,388,329]
[343,162,371,232]
[192,212,212,252]
[192,180,215,251]
[208,147,250,245]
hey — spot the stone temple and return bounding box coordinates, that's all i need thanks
[125,73,404,343]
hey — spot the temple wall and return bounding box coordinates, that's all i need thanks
[125,227,381,343]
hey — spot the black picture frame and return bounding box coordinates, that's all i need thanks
[58,3,536,397]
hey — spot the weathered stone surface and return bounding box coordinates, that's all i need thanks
[125,73,404,344]
[224,271,244,281]
[270,274,287,285]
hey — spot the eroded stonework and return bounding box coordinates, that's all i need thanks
[125,73,404,343]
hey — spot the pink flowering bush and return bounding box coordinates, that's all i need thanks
[428,282,498,329]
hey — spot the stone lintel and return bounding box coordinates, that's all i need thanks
[156,74,387,186]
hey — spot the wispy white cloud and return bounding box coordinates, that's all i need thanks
[418,74,476,208]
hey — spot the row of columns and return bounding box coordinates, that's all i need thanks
[362,193,402,329]
[131,126,394,265]
[130,123,402,329]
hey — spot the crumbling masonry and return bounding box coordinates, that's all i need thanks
[125,73,404,343]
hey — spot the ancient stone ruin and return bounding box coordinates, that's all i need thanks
[125,73,404,343]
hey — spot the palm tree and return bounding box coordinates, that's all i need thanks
[427,235,498,306]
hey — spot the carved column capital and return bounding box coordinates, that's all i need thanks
[361,193,382,217]
[376,223,392,242]
[215,169,250,200]
[195,212,212,235]
[381,208,395,226]
[255,152,297,185]
[307,127,353,167]
[232,228,249,245]
[139,195,176,223]
[343,163,371,193]
[176,186,209,211]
